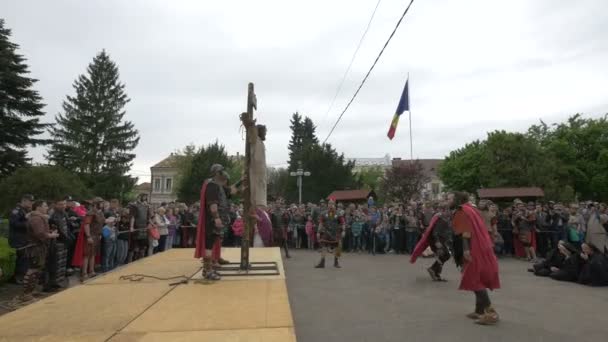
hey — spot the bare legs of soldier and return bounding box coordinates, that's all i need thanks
[315,244,340,269]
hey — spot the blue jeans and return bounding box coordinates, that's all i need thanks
[103,239,117,272]
[115,240,128,266]
[352,235,362,251]
[405,231,418,254]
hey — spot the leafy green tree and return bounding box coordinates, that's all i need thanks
[0,20,50,177]
[0,166,90,215]
[438,141,485,193]
[47,50,139,198]
[176,142,233,204]
[355,166,385,191]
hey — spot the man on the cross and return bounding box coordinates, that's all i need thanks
[194,164,237,281]
[315,199,345,269]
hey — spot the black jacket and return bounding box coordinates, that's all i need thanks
[9,205,28,248]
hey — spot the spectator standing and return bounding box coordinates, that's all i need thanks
[305,215,315,249]
[166,208,178,250]
[46,199,73,291]
[78,198,105,282]
[101,216,117,272]
[497,207,514,256]
[351,211,364,252]
[20,201,59,302]
[153,207,170,253]
[390,206,406,254]
[232,210,244,247]
[405,209,418,254]
[129,194,151,261]
[8,194,33,284]
[115,208,130,266]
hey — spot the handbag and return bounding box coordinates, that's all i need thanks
[148,224,160,240]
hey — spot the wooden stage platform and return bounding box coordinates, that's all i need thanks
[0,248,296,342]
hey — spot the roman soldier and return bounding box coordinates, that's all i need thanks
[449,192,500,325]
[410,202,453,281]
[315,200,345,269]
[20,201,59,302]
[194,164,234,281]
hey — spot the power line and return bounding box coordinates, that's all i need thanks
[320,0,383,132]
[322,0,416,145]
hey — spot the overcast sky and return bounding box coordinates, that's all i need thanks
[3,0,608,180]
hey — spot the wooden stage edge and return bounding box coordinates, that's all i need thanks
[0,247,296,342]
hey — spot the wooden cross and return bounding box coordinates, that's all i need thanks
[239,82,257,270]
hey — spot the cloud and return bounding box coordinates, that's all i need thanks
[1,0,607,182]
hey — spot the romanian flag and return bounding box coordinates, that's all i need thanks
[387,79,410,140]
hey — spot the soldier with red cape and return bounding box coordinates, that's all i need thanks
[194,164,234,281]
[445,191,501,325]
[410,202,453,281]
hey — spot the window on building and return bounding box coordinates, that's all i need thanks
[165,178,172,192]
[154,178,161,192]
[432,183,440,195]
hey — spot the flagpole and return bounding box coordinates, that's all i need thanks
[408,73,413,164]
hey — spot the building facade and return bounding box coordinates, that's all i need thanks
[349,154,392,172]
[149,154,180,205]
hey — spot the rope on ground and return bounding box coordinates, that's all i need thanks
[119,273,191,285]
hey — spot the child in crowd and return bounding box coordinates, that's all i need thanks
[102,216,117,272]
[232,210,244,247]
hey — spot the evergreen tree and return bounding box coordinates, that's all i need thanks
[0,19,50,177]
[301,117,319,147]
[285,113,357,202]
[287,112,304,170]
[47,50,139,199]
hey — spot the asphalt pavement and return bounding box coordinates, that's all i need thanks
[284,249,608,342]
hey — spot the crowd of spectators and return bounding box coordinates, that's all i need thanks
[5,192,608,302]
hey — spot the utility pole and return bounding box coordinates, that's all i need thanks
[290,161,311,204]
[239,83,256,270]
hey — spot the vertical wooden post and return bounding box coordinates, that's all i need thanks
[240,82,256,270]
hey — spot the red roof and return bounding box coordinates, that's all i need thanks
[327,189,372,201]
[477,187,544,199]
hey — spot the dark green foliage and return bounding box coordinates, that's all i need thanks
[176,142,234,204]
[439,114,608,202]
[0,166,90,215]
[47,50,139,199]
[0,19,50,177]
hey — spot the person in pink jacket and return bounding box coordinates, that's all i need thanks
[305,215,315,249]
[232,210,244,247]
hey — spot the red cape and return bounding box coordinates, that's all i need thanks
[71,219,101,267]
[194,181,209,259]
[458,204,501,291]
[514,230,537,258]
[410,215,440,264]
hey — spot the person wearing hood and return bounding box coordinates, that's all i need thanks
[530,241,573,277]
[549,241,582,282]
[577,242,608,287]
[19,201,59,302]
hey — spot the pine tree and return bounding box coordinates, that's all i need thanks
[47,50,139,199]
[287,112,303,170]
[302,117,319,147]
[0,19,50,177]
[285,114,357,202]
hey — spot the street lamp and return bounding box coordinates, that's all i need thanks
[290,161,311,204]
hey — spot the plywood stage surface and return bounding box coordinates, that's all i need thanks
[0,248,295,342]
